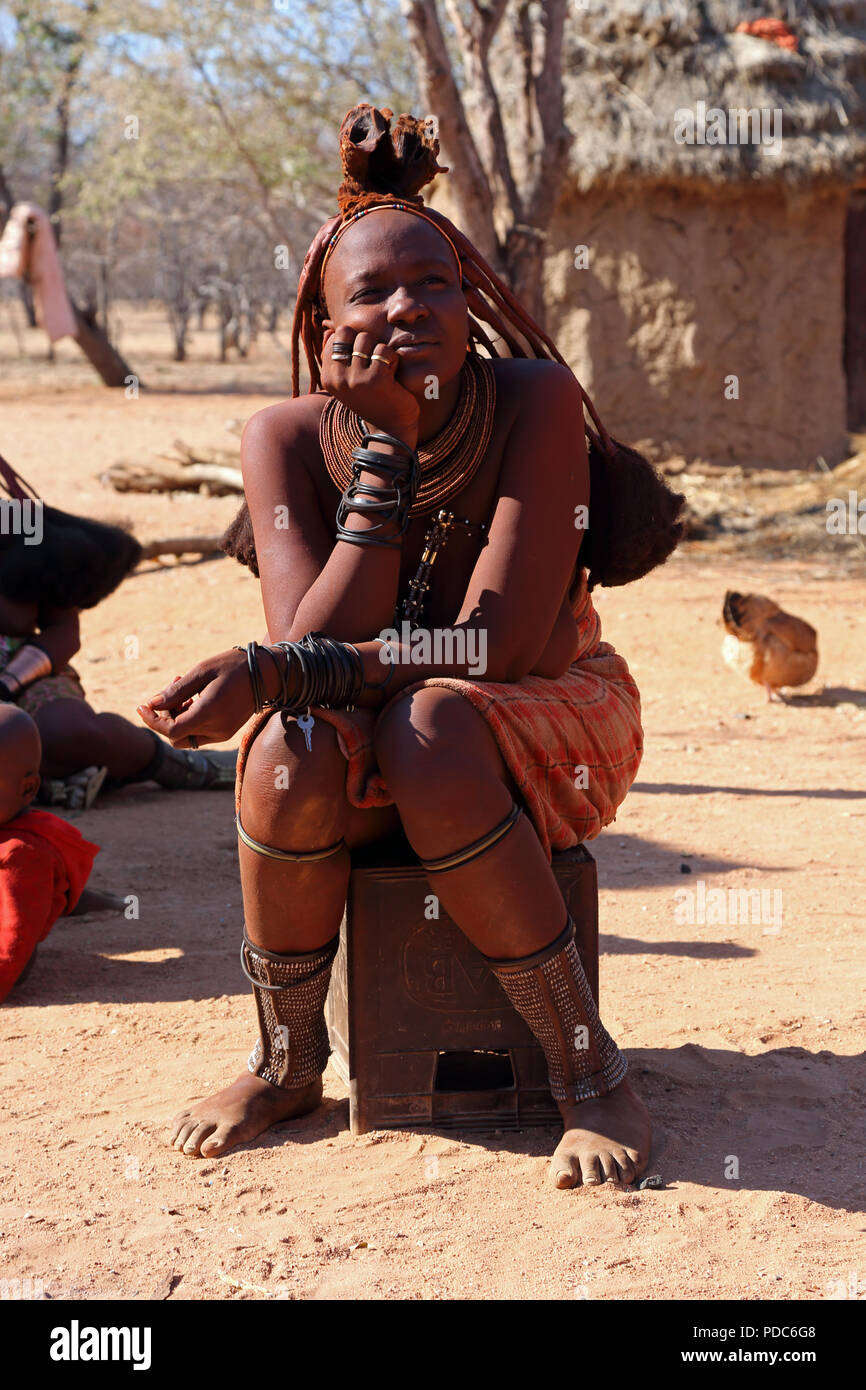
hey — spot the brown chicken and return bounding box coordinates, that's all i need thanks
[721,591,818,701]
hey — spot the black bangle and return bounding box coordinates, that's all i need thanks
[335,530,404,550]
[234,641,267,713]
[0,679,17,702]
[259,645,289,707]
[249,642,266,713]
[367,638,395,691]
[267,632,364,714]
[335,441,419,547]
[361,429,417,456]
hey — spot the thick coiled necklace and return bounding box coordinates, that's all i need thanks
[319,351,496,518]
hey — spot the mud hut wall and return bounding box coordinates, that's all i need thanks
[545,182,849,469]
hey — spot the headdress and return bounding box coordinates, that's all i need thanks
[223,103,686,591]
[289,102,612,458]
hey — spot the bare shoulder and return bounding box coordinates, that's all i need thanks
[490,356,583,426]
[241,392,327,464]
[491,355,580,396]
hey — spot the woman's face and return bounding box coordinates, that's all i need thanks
[321,209,469,396]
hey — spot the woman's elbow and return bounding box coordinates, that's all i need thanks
[484,644,534,684]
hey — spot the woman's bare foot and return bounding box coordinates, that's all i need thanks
[550,1077,651,1189]
[169,1072,323,1158]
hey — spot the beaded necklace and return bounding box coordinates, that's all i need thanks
[319,351,496,518]
[320,352,496,629]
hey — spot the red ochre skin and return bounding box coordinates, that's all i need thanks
[152,211,650,1187]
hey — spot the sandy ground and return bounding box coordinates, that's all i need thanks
[0,308,864,1302]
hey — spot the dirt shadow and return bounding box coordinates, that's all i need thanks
[633,781,866,800]
[402,1044,865,1214]
[592,830,791,888]
[785,685,866,708]
[599,934,755,959]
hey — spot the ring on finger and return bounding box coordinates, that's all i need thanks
[351,350,371,361]
[331,342,352,360]
[370,353,393,366]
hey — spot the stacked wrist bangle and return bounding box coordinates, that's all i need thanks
[237,641,268,714]
[236,633,365,715]
[335,429,419,550]
[0,642,53,701]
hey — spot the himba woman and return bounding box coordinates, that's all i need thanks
[0,457,234,796]
[139,105,684,1189]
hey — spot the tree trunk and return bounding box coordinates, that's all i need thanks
[503,224,548,327]
[402,0,572,334]
[172,326,187,363]
[71,302,138,387]
[19,281,38,329]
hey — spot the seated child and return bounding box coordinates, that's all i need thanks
[0,705,103,1001]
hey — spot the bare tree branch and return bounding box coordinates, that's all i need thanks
[0,163,14,218]
[517,0,572,227]
[185,47,294,251]
[399,0,499,264]
[443,0,521,225]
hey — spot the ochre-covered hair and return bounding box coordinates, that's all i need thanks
[0,455,141,610]
[224,102,685,589]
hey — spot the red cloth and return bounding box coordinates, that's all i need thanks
[235,567,643,862]
[0,810,99,1001]
[735,19,798,51]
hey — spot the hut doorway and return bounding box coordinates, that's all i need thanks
[844,189,866,430]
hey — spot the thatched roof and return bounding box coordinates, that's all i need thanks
[562,0,866,189]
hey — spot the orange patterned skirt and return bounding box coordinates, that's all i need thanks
[235,570,643,863]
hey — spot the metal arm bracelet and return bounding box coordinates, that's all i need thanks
[335,437,419,549]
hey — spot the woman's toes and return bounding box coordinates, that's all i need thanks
[169,1112,191,1145]
[579,1155,603,1187]
[200,1128,229,1158]
[172,1120,197,1151]
[613,1150,636,1185]
[550,1150,579,1189]
[183,1122,216,1156]
[598,1150,622,1185]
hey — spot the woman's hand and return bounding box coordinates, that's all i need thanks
[137,648,253,748]
[321,324,419,449]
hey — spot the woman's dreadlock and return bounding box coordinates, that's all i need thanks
[223,102,685,590]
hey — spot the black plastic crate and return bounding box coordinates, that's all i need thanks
[326,833,599,1133]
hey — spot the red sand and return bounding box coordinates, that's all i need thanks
[0,318,863,1300]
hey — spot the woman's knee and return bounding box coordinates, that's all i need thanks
[33,699,97,752]
[374,688,503,798]
[240,712,347,839]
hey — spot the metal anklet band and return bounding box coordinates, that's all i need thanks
[483,913,575,972]
[241,930,339,1089]
[418,801,522,873]
[485,912,628,1104]
[236,813,345,862]
[239,928,339,991]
